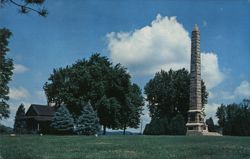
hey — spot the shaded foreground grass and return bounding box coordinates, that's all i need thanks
[0,135,250,159]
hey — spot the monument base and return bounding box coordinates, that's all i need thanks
[186,130,207,136]
[186,122,208,136]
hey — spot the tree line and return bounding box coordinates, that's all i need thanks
[2,27,250,136]
[216,99,250,136]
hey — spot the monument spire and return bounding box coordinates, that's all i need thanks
[186,25,207,135]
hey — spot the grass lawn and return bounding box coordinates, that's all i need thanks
[0,135,250,159]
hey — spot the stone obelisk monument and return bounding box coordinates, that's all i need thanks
[186,25,207,135]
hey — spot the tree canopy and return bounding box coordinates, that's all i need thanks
[216,99,250,136]
[216,105,226,128]
[144,68,208,122]
[44,53,144,134]
[143,68,208,135]
[0,28,14,120]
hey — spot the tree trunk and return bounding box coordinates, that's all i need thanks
[103,125,106,135]
[123,125,126,135]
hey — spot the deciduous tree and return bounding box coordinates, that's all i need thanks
[218,99,250,136]
[44,54,144,134]
[96,96,120,135]
[216,104,226,128]
[0,0,48,17]
[144,68,208,122]
[0,28,14,120]
[120,84,144,135]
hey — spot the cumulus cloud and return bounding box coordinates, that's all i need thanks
[1,101,31,127]
[9,87,30,100]
[201,53,224,89]
[210,81,250,101]
[205,80,250,124]
[13,64,28,74]
[234,81,250,98]
[220,91,235,100]
[107,14,190,76]
[107,14,224,90]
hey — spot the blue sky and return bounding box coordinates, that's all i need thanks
[1,0,250,131]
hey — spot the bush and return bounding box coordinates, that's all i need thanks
[217,99,250,136]
[0,124,13,134]
[144,114,186,135]
[169,114,186,135]
[143,117,169,135]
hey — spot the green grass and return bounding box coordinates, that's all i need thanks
[0,135,250,159]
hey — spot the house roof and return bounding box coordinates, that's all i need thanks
[26,104,55,117]
[25,116,54,121]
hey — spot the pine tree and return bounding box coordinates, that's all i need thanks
[76,102,100,135]
[50,105,74,134]
[13,104,27,134]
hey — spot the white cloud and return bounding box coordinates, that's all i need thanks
[201,53,224,89]
[210,81,250,101]
[205,103,220,124]
[3,89,47,127]
[141,105,151,124]
[13,64,28,74]
[1,101,31,127]
[205,80,250,124]
[9,87,30,100]
[107,14,190,76]
[220,91,235,100]
[234,81,250,98]
[107,14,224,89]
